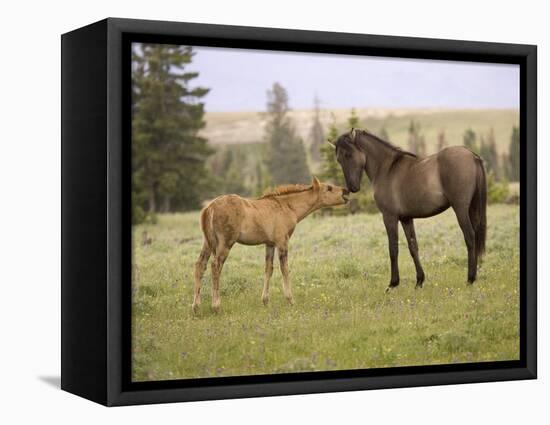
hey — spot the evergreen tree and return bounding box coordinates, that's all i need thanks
[348,108,360,128]
[132,43,212,216]
[480,128,500,179]
[309,95,324,162]
[214,148,248,195]
[407,120,426,156]
[437,129,448,151]
[508,126,520,182]
[463,128,479,154]
[379,126,390,142]
[264,82,310,185]
[320,113,344,186]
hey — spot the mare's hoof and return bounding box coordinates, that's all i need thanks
[415,283,423,289]
[385,286,395,294]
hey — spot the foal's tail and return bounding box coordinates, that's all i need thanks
[199,203,217,255]
[470,157,487,262]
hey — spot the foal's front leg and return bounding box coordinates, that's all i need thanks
[383,214,400,292]
[277,241,294,305]
[261,245,275,306]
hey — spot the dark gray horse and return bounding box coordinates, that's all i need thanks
[331,129,487,290]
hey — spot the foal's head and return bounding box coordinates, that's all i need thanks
[331,128,366,193]
[312,176,350,207]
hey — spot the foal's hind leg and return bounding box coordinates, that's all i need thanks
[453,206,477,283]
[261,245,275,306]
[211,244,230,313]
[192,241,211,314]
[401,218,425,288]
[277,241,294,305]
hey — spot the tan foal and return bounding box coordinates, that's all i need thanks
[192,176,349,313]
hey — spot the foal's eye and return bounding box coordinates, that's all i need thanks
[327,185,333,192]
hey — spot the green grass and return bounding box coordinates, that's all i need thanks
[132,204,520,382]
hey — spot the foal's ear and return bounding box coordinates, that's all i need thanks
[312,176,321,191]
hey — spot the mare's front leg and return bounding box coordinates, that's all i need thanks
[401,218,425,288]
[383,213,400,292]
[277,239,294,305]
[261,245,275,306]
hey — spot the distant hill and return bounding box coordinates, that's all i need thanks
[201,108,519,155]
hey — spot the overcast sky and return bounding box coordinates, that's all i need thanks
[184,45,519,112]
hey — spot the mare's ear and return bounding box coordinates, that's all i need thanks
[349,127,357,144]
[312,176,321,191]
[326,139,336,149]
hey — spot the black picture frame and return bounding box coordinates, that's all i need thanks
[61,17,537,406]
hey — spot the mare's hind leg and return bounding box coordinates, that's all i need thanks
[383,213,400,292]
[261,245,275,306]
[453,206,477,283]
[192,241,211,314]
[211,244,231,313]
[401,218,425,288]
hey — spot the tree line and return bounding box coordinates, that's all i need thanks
[131,45,310,223]
[131,44,520,224]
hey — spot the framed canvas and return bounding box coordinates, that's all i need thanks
[61,18,537,406]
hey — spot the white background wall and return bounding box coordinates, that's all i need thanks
[0,0,546,423]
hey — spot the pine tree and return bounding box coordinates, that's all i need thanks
[264,82,310,185]
[132,44,212,216]
[379,126,390,142]
[480,128,500,180]
[348,108,360,128]
[407,120,426,156]
[320,113,344,185]
[437,129,448,151]
[309,95,324,163]
[508,126,520,182]
[463,128,479,154]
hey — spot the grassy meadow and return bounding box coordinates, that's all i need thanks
[131,204,520,382]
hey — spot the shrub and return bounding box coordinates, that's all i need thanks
[356,191,379,214]
[487,173,510,204]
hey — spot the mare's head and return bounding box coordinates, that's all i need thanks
[311,176,350,207]
[330,128,366,193]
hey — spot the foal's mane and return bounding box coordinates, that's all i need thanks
[358,129,418,158]
[259,184,313,199]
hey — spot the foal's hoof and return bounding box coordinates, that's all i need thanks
[262,296,269,306]
[211,304,221,314]
[286,297,295,306]
[192,303,200,315]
